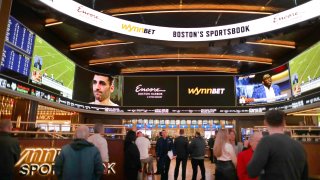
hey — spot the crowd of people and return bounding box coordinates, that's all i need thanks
[123,109,309,180]
[0,110,309,180]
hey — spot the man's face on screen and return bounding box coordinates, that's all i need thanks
[92,75,114,102]
[263,76,272,87]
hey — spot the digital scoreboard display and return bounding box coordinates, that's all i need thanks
[5,16,35,56]
[1,44,31,76]
[1,16,35,79]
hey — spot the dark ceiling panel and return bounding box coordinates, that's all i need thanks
[117,13,267,27]
[91,0,312,11]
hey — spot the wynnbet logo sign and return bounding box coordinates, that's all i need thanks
[121,24,156,35]
[188,87,225,95]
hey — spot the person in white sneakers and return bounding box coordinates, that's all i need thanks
[88,123,109,170]
[135,131,154,174]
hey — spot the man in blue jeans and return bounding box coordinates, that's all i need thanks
[156,130,174,180]
[189,131,206,180]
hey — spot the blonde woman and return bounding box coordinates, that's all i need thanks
[214,129,237,180]
[228,129,244,155]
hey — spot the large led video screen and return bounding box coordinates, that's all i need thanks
[5,16,35,56]
[30,36,75,99]
[235,65,291,105]
[72,66,122,106]
[0,16,35,81]
[1,44,31,79]
[179,76,235,106]
[289,41,320,97]
[123,76,177,106]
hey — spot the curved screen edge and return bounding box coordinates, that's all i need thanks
[1,74,320,116]
[39,0,320,42]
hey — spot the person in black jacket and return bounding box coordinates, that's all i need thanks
[247,110,308,180]
[174,129,188,180]
[156,130,175,180]
[208,135,215,163]
[155,131,162,174]
[189,131,206,180]
[0,120,20,180]
[124,130,141,180]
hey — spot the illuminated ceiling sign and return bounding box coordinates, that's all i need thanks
[39,0,320,42]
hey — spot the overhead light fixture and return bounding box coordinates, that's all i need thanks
[70,39,134,51]
[121,66,238,74]
[291,113,320,116]
[45,21,63,27]
[44,18,63,27]
[89,54,272,65]
[112,10,273,17]
[70,42,133,51]
[102,4,282,16]
[287,107,320,116]
[246,40,296,49]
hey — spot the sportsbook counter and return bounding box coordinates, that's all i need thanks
[14,138,124,180]
[13,138,320,179]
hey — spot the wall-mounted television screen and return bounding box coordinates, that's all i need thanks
[1,16,35,81]
[5,16,35,56]
[235,64,291,105]
[123,76,177,106]
[179,76,235,106]
[1,44,31,78]
[72,66,122,106]
[289,41,320,97]
[30,36,75,99]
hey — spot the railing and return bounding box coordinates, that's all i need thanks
[9,121,127,139]
[10,130,126,139]
[254,125,320,143]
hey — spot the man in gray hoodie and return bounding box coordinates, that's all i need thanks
[189,131,206,180]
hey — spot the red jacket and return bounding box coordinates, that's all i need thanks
[237,148,258,180]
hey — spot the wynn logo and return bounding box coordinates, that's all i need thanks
[16,148,60,176]
[16,148,117,176]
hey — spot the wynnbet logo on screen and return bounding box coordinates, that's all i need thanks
[188,87,225,95]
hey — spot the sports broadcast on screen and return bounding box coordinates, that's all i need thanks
[289,41,320,97]
[30,35,75,99]
[235,65,292,105]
